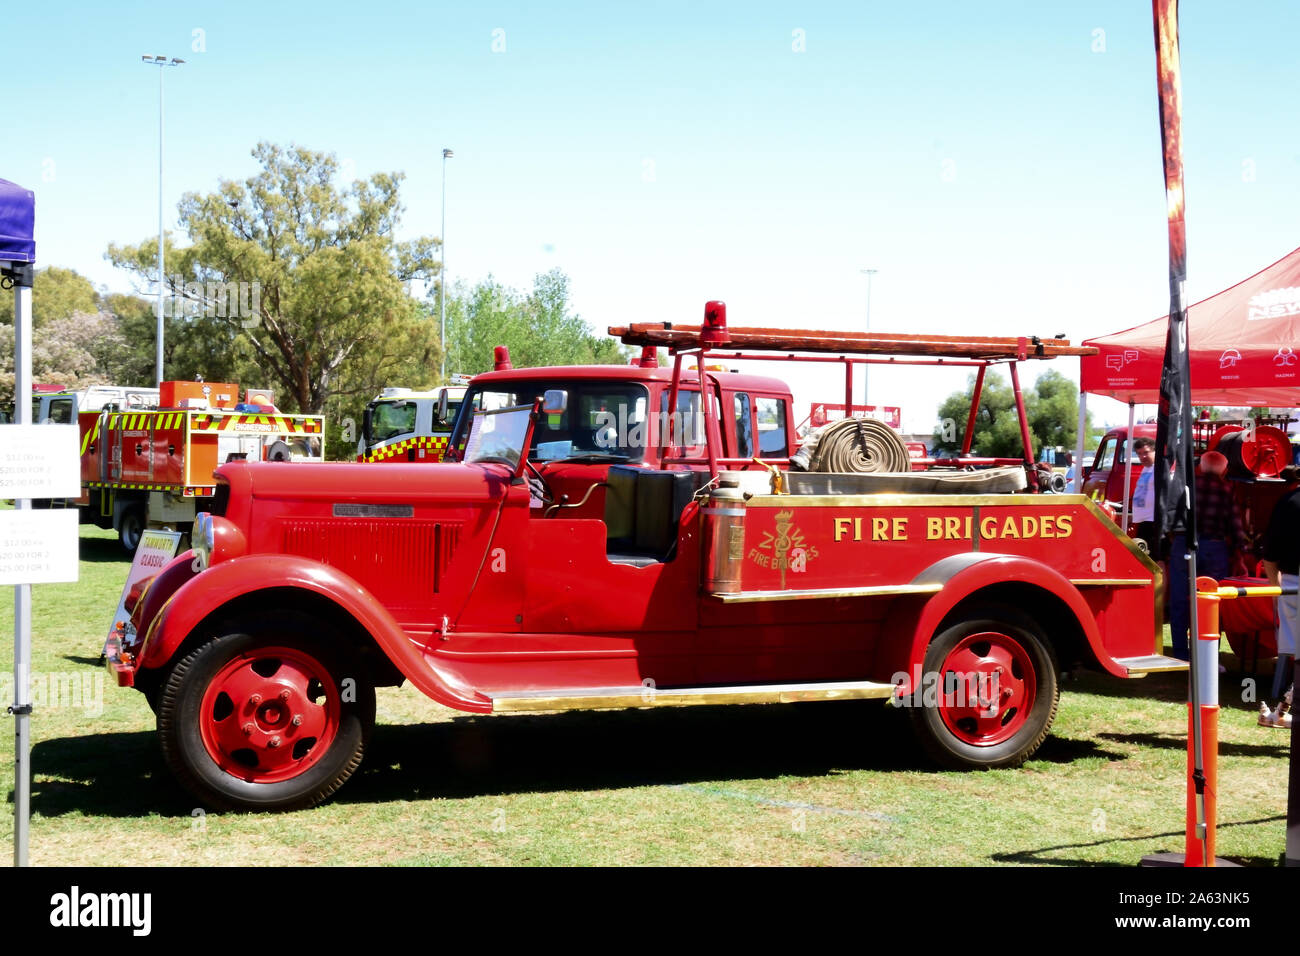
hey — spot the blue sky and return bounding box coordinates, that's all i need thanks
[4,1,1299,430]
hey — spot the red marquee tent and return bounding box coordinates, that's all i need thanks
[1080,245,1300,407]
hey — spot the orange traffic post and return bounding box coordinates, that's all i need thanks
[1184,575,1221,866]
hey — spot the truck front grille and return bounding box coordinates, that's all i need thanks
[278,519,461,603]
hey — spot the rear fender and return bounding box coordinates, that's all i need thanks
[878,552,1120,695]
[139,554,491,712]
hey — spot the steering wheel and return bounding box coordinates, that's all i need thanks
[524,459,555,505]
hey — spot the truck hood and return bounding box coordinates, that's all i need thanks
[216,460,514,505]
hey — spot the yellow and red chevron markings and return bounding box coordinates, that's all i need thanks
[361,434,450,463]
[190,413,323,433]
[79,410,323,454]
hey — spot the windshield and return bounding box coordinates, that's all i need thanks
[451,381,652,462]
[366,400,419,444]
[464,406,533,468]
[434,399,462,431]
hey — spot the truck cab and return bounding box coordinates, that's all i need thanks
[34,384,159,424]
[1081,424,1159,507]
[358,385,467,463]
[443,352,798,519]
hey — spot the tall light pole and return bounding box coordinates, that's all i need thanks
[141,54,184,386]
[440,148,453,381]
[860,268,878,407]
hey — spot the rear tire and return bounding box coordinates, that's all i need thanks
[908,603,1058,769]
[118,506,145,553]
[157,615,375,811]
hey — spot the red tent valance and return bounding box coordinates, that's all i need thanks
[1081,245,1300,406]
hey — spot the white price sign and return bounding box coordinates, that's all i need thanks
[0,424,80,498]
[0,509,79,585]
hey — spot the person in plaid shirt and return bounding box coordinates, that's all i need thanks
[1261,464,1299,726]
[1168,451,1245,661]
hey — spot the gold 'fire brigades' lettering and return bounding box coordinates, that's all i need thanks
[832,512,1073,542]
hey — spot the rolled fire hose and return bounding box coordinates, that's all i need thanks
[802,418,910,473]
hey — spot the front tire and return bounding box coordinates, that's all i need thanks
[157,619,375,811]
[908,604,1058,769]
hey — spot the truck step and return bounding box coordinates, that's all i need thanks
[487,679,899,713]
[1114,654,1190,676]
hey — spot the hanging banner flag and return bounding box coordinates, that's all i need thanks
[1150,0,1217,871]
[1152,0,1196,552]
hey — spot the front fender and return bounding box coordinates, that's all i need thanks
[140,554,492,713]
[878,552,1120,695]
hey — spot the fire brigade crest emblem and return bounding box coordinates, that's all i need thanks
[754,510,819,587]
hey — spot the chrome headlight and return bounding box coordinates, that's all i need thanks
[192,512,247,570]
[192,512,214,571]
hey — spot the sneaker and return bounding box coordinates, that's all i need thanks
[1259,702,1275,726]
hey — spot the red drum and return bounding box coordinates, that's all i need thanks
[1217,576,1278,659]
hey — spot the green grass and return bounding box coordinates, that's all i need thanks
[0,519,1290,866]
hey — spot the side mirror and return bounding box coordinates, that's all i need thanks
[436,392,449,424]
[542,389,568,416]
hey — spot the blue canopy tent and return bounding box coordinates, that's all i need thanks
[1,176,36,867]
[0,179,36,265]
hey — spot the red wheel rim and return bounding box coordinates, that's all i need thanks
[198,645,341,783]
[936,630,1036,747]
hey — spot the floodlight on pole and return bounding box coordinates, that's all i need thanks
[860,268,878,406]
[140,54,185,386]
[440,148,453,381]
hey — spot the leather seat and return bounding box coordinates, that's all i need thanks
[605,466,698,564]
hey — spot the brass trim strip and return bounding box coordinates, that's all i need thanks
[746,493,1083,508]
[491,681,899,713]
[712,583,944,603]
[1069,578,1151,587]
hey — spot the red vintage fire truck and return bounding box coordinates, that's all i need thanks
[104,305,1179,811]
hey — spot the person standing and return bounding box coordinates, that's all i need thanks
[1129,437,1158,550]
[1168,451,1245,660]
[1262,464,1299,723]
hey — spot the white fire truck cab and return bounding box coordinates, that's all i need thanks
[357,384,467,463]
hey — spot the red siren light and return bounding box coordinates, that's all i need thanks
[494,345,513,371]
[639,346,658,368]
[702,300,729,345]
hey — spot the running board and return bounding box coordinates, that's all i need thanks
[1115,654,1189,676]
[488,679,899,713]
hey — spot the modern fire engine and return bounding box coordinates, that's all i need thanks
[54,381,324,550]
[357,383,467,463]
[104,304,1180,811]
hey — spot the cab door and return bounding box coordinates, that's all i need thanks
[1082,434,1116,499]
[752,393,792,460]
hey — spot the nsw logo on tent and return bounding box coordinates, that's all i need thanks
[1247,286,1300,320]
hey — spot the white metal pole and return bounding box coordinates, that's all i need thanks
[143,56,183,385]
[12,277,33,867]
[860,268,877,408]
[156,63,165,386]
[1074,392,1087,492]
[1120,403,1136,529]
[440,148,452,381]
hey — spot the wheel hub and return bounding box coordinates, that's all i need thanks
[199,646,341,783]
[936,630,1036,747]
